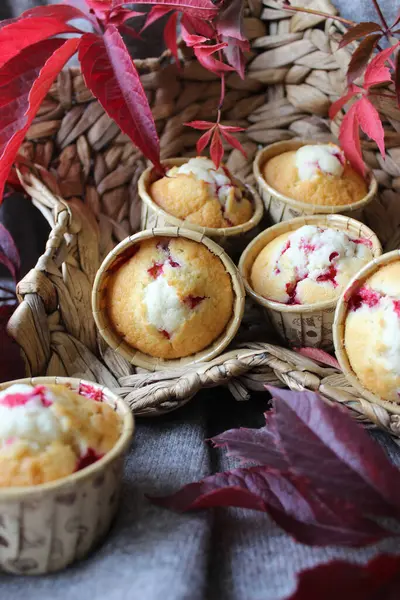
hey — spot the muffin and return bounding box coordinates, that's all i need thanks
[263,143,368,207]
[250,224,374,306]
[106,236,234,359]
[0,382,121,487]
[344,261,400,402]
[150,157,253,228]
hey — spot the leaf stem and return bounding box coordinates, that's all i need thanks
[281,5,355,27]
[371,0,390,32]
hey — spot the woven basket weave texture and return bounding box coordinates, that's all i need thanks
[7,0,400,436]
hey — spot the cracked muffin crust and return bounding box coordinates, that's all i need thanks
[150,157,253,228]
[344,261,400,402]
[263,143,368,206]
[106,236,234,359]
[0,383,121,487]
[250,224,374,306]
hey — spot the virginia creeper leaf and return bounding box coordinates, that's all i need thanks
[339,102,365,175]
[347,34,382,84]
[356,96,385,156]
[0,16,82,69]
[295,347,341,369]
[196,128,214,154]
[328,88,358,119]
[194,42,234,75]
[219,129,247,157]
[185,120,214,130]
[141,6,173,32]
[338,22,382,49]
[79,27,162,172]
[363,42,399,88]
[287,554,400,600]
[0,223,20,281]
[216,0,246,41]
[164,12,179,65]
[210,127,224,168]
[0,37,80,203]
[132,0,217,20]
[180,13,215,39]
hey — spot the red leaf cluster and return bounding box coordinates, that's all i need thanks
[186,120,247,168]
[0,0,250,200]
[151,387,400,547]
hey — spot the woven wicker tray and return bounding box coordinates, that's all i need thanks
[7,0,400,437]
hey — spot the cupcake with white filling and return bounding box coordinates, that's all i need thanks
[150,157,253,228]
[263,143,368,207]
[106,236,234,359]
[344,261,400,402]
[0,383,121,487]
[251,224,374,306]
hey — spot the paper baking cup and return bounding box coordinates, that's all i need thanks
[92,227,245,371]
[138,158,264,257]
[333,250,400,412]
[253,140,377,224]
[239,214,382,349]
[0,377,134,575]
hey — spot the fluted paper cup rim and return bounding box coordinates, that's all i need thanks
[238,214,383,314]
[253,139,377,215]
[333,249,400,413]
[92,227,246,371]
[0,376,134,498]
[138,157,264,236]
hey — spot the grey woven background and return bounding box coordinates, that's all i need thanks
[1,2,399,599]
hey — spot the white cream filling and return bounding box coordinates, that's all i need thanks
[280,225,372,281]
[168,157,241,205]
[0,384,62,449]
[295,144,345,181]
[144,277,190,335]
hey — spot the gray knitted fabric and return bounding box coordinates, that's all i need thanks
[1,1,399,598]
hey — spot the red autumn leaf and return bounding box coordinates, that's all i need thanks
[181,13,215,39]
[396,51,400,109]
[181,18,209,47]
[0,305,25,384]
[328,87,358,119]
[216,0,246,41]
[363,43,399,88]
[338,21,382,49]
[220,35,249,79]
[185,120,214,130]
[194,42,235,75]
[219,128,247,158]
[109,9,144,27]
[196,128,214,153]
[210,127,224,168]
[0,3,88,25]
[347,33,382,84]
[0,37,81,203]
[164,12,179,65]
[355,95,385,156]
[133,0,218,20]
[0,223,20,281]
[339,102,365,175]
[0,12,83,69]
[141,6,173,32]
[79,27,162,172]
[287,554,400,600]
[295,347,341,369]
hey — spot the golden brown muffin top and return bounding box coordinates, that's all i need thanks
[107,237,234,359]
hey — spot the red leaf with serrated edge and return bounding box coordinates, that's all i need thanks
[363,43,399,88]
[347,33,381,85]
[185,120,214,130]
[141,6,173,32]
[356,96,385,156]
[338,21,382,49]
[395,51,400,109]
[287,554,400,600]
[181,14,215,40]
[79,28,162,173]
[339,101,365,175]
[196,128,214,154]
[164,12,179,65]
[0,16,82,70]
[210,127,224,168]
[0,37,80,203]
[0,223,20,281]
[328,87,358,119]
[219,129,247,158]
[295,347,341,369]
[1,3,88,25]
[194,43,234,75]
[134,0,217,20]
[0,305,25,384]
